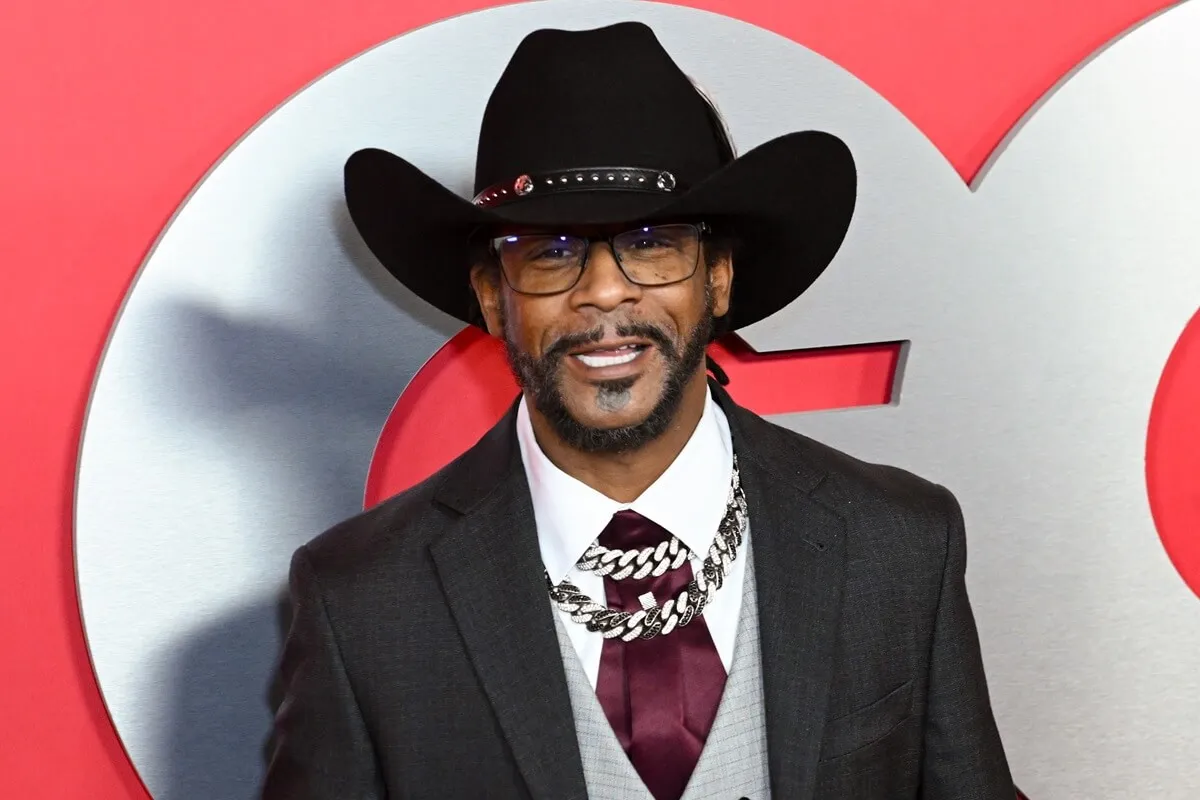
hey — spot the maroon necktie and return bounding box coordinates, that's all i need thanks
[594,510,727,800]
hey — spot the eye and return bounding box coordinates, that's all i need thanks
[628,228,670,250]
[618,225,695,257]
[529,237,578,260]
[500,234,583,268]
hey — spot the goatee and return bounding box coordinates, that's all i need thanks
[503,297,715,454]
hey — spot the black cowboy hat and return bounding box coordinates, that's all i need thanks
[344,21,856,331]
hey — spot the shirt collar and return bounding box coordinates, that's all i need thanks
[516,388,735,582]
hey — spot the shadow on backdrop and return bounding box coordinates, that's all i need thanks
[148,196,463,798]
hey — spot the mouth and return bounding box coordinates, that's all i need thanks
[568,340,653,370]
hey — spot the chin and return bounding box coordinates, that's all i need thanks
[575,406,656,432]
[566,389,659,430]
[538,381,673,454]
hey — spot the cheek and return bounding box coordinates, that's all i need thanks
[660,283,709,334]
[503,294,564,354]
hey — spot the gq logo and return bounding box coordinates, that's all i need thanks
[74,1,1200,798]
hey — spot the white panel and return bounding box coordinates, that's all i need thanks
[761,3,1200,797]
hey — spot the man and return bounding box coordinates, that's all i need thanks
[263,20,1013,800]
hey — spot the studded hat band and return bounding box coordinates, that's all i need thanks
[471,166,681,209]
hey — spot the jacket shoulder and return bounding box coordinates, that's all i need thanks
[737,409,953,518]
[294,455,461,588]
[294,402,522,597]
[736,411,959,585]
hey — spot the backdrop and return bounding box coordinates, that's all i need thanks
[2,0,1198,798]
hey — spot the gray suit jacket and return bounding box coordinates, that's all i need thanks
[263,383,1014,799]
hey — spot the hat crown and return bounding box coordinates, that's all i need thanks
[473,22,728,196]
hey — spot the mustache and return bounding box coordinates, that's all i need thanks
[544,323,677,362]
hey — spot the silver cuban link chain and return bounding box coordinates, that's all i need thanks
[546,456,747,641]
[575,531,691,579]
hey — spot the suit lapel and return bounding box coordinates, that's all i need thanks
[428,403,588,800]
[715,386,848,800]
[425,384,846,800]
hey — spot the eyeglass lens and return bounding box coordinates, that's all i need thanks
[492,224,702,295]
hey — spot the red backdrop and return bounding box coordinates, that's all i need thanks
[0,0,1181,796]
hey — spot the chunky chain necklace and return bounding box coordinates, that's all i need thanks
[546,456,747,641]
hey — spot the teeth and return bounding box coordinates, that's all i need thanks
[576,350,641,368]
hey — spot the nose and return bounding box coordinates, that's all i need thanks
[568,241,641,314]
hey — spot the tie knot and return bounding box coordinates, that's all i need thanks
[597,509,673,551]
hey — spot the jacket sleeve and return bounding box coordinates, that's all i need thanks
[262,546,385,800]
[919,487,1015,800]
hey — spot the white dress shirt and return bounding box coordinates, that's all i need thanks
[515,387,748,688]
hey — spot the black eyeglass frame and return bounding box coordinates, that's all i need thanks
[486,221,712,297]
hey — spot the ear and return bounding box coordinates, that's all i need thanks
[707,246,734,320]
[469,263,505,337]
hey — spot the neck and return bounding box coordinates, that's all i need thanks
[527,371,711,503]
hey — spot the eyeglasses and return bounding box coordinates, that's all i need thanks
[489,222,709,296]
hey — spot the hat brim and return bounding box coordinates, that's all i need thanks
[343,130,856,330]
